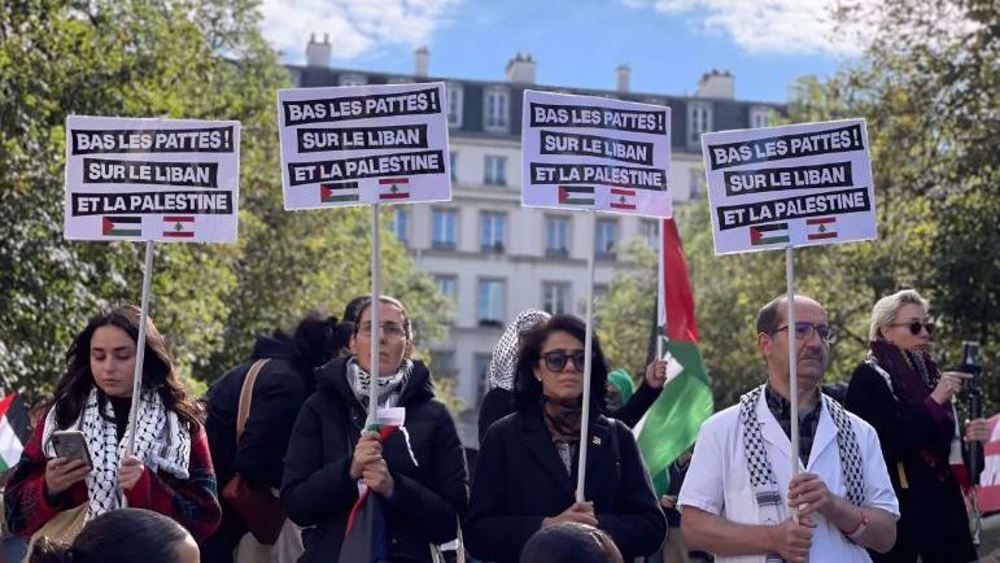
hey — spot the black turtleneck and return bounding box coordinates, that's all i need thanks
[108,395,132,442]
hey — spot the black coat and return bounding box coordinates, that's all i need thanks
[202,336,316,563]
[846,361,977,563]
[281,357,468,563]
[205,335,316,490]
[464,409,665,563]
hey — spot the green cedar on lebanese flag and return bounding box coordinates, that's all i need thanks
[636,218,714,496]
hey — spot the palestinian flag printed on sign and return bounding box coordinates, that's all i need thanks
[806,216,838,240]
[378,177,410,201]
[558,185,595,206]
[102,216,142,237]
[749,222,789,246]
[163,216,195,238]
[609,186,637,210]
[0,393,31,471]
[320,181,360,203]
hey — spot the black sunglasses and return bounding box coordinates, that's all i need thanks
[892,320,933,336]
[541,350,586,372]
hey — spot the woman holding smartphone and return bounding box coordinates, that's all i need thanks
[4,305,221,543]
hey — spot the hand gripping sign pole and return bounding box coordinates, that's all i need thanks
[575,210,597,502]
[368,203,382,427]
[125,240,155,457]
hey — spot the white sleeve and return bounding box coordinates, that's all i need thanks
[858,420,900,518]
[679,417,726,515]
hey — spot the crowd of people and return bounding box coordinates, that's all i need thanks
[0,288,989,563]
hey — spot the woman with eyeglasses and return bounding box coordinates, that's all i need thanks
[281,296,468,563]
[845,289,989,563]
[464,314,665,563]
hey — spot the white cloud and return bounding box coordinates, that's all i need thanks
[626,0,878,57]
[260,0,461,63]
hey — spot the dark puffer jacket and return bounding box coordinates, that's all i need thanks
[281,356,468,563]
[202,335,317,563]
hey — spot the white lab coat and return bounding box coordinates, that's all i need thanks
[678,391,899,563]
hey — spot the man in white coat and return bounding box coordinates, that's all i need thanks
[679,295,899,563]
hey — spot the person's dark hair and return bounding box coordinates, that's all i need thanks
[270,312,345,371]
[756,295,788,335]
[29,508,194,563]
[47,305,201,430]
[519,522,624,563]
[513,315,608,413]
[343,295,371,325]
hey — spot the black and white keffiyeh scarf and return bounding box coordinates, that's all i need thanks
[487,309,550,391]
[738,385,865,562]
[42,388,191,522]
[347,357,413,409]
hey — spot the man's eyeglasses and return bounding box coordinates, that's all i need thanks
[541,349,586,372]
[358,322,406,339]
[773,322,837,344]
[890,320,934,336]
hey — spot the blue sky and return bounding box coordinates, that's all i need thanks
[262,0,863,104]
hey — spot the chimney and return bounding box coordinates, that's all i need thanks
[305,33,331,67]
[616,64,631,93]
[505,52,536,83]
[414,46,430,77]
[696,69,734,99]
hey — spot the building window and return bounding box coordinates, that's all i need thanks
[450,151,458,182]
[640,219,659,249]
[447,83,463,127]
[477,279,505,326]
[431,351,456,380]
[545,215,570,257]
[750,106,770,129]
[542,282,570,315]
[480,211,507,253]
[474,353,492,406]
[483,155,507,186]
[688,101,713,147]
[388,207,410,246]
[338,73,367,87]
[484,87,510,132]
[594,284,609,303]
[434,274,457,302]
[387,76,412,84]
[689,168,704,199]
[432,208,457,249]
[595,218,618,260]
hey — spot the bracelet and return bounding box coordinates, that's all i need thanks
[845,507,869,542]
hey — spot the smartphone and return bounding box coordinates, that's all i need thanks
[51,430,93,468]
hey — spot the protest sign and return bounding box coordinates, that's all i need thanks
[702,119,876,255]
[278,83,451,209]
[521,90,672,218]
[64,116,240,243]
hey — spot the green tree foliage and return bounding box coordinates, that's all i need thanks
[595,239,657,382]
[0,0,448,404]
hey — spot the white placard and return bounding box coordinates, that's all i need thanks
[521,90,672,218]
[702,119,876,255]
[278,83,452,209]
[64,116,241,243]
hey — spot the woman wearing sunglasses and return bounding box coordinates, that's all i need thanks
[464,314,665,563]
[845,289,989,563]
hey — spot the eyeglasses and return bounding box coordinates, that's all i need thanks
[773,322,837,344]
[358,322,406,339]
[890,320,934,336]
[541,349,586,372]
